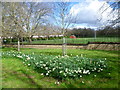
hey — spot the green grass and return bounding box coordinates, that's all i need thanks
[1,47,119,88]
[21,37,119,44]
[2,57,59,88]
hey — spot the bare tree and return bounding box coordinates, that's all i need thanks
[53,2,76,56]
[2,2,52,51]
[0,2,2,46]
[2,2,27,51]
[98,1,120,27]
[23,2,52,43]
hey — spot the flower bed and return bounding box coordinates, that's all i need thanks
[2,51,107,79]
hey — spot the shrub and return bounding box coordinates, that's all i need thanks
[12,38,18,42]
[3,38,11,44]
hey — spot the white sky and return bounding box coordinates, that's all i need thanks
[69,0,118,29]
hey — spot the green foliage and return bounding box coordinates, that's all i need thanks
[31,38,37,41]
[48,37,55,40]
[2,48,119,88]
[68,26,120,37]
[3,38,11,44]
[48,36,63,40]
[2,51,107,80]
[12,38,18,42]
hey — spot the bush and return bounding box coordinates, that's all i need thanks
[12,38,18,42]
[3,38,11,44]
[31,38,37,41]
[48,37,54,40]
[2,51,107,80]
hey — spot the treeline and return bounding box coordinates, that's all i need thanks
[97,26,119,37]
[66,26,120,38]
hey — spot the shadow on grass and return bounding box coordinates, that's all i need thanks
[2,47,17,51]
[21,70,42,88]
[3,70,42,88]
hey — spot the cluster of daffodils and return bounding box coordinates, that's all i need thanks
[2,51,107,79]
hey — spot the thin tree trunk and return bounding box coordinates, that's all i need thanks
[10,37,12,44]
[62,36,66,56]
[46,36,48,40]
[94,30,96,39]
[21,37,23,48]
[18,38,20,51]
[0,38,2,46]
[29,37,32,44]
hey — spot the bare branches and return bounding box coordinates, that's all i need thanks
[98,1,120,27]
[53,2,75,35]
[22,2,52,39]
[52,2,77,56]
[2,2,52,43]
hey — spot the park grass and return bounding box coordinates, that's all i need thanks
[22,37,119,44]
[1,47,119,88]
[2,57,58,88]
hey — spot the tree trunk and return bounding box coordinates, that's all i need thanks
[18,38,20,51]
[0,38,2,46]
[29,35,33,44]
[10,37,12,44]
[94,30,96,39]
[21,37,23,48]
[62,37,67,56]
[29,37,32,44]
[47,35,49,40]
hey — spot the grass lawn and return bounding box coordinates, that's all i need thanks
[14,37,119,44]
[1,47,119,88]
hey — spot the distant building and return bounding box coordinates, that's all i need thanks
[70,35,76,38]
[32,35,63,38]
[33,36,39,38]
